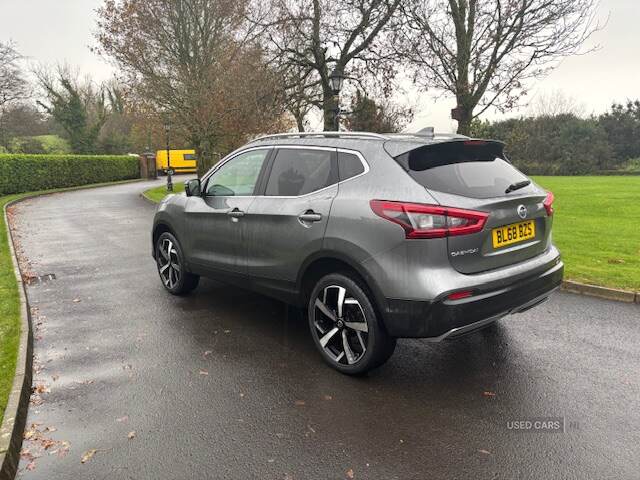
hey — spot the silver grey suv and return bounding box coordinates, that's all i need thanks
[152,131,563,374]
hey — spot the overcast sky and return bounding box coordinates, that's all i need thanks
[2,0,638,132]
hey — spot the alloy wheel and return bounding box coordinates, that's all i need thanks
[157,238,182,289]
[313,285,369,365]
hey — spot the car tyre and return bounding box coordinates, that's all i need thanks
[156,232,199,295]
[308,272,396,375]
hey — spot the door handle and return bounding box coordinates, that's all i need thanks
[298,211,322,223]
[227,208,245,218]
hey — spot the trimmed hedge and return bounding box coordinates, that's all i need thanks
[0,154,140,195]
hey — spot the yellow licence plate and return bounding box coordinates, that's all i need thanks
[492,220,535,248]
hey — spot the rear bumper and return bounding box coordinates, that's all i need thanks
[380,258,564,339]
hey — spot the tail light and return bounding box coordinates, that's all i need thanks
[543,192,554,216]
[370,200,488,239]
[447,290,474,301]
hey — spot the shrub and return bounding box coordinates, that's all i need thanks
[0,154,139,195]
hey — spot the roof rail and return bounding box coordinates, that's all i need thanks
[250,131,390,142]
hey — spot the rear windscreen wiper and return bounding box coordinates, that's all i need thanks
[505,180,531,194]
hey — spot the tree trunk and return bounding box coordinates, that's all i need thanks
[455,102,473,136]
[193,134,219,178]
[456,114,472,136]
[295,112,305,132]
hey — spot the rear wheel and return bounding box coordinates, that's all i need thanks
[156,232,199,295]
[308,272,395,375]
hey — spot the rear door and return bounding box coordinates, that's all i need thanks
[396,140,552,274]
[244,147,338,284]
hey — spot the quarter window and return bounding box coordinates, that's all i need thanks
[205,149,269,196]
[338,152,365,181]
[265,149,336,196]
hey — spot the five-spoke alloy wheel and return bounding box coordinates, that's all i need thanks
[155,232,199,295]
[308,272,396,375]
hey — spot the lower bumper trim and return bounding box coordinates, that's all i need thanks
[381,260,564,338]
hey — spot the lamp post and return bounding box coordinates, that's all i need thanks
[164,120,173,192]
[329,67,345,131]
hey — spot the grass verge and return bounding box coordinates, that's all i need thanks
[142,176,639,291]
[0,194,23,425]
[143,182,185,203]
[0,179,140,424]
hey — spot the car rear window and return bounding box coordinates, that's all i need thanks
[395,141,531,198]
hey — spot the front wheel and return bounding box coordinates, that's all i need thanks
[156,232,199,295]
[308,272,396,375]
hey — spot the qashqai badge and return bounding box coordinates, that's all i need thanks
[517,205,527,219]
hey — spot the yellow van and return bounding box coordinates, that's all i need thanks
[156,149,197,174]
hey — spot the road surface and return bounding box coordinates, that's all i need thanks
[10,180,640,479]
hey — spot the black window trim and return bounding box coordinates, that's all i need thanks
[200,145,369,199]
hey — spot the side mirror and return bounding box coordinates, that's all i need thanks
[184,179,201,197]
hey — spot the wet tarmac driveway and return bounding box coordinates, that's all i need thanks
[9,181,640,479]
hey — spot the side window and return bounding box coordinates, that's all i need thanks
[205,149,269,196]
[265,149,336,196]
[338,152,365,181]
[183,153,196,160]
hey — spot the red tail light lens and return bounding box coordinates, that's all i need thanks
[543,191,554,216]
[447,290,474,300]
[370,200,488,239]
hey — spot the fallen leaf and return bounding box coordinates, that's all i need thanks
[323,395,333,401]
[482,391,496,397]
[223,329,231,334]
[26,461,36,471]
[239,393,245,398]
[346,468,355,479]
[294,400,306,406]
[81,449,97,464]
[44,426,57,433]
[42,439,56,450]
[34,384,50,394]
[478,449,491,455]
[127,431,136,440]
[116,416,129,423]
[199,369,209,376]
[203,350,212,357]
[72,298,81,303]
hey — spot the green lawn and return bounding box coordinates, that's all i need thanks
[533,176,640,291]
[143,176,640,291]
[143,182,185,203]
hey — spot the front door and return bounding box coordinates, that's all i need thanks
[244,147,339,287]
[184,148,271,275]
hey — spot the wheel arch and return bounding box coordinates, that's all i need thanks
[297,251,387,317]
[151,220,177,258]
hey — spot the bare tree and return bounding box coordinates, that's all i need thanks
[0,41,27,109]
[529,89,586,117]
[257,0,401,131]
[95,0,288,168]
[400,0,600,134]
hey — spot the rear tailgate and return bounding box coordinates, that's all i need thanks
[394,140,553,274]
